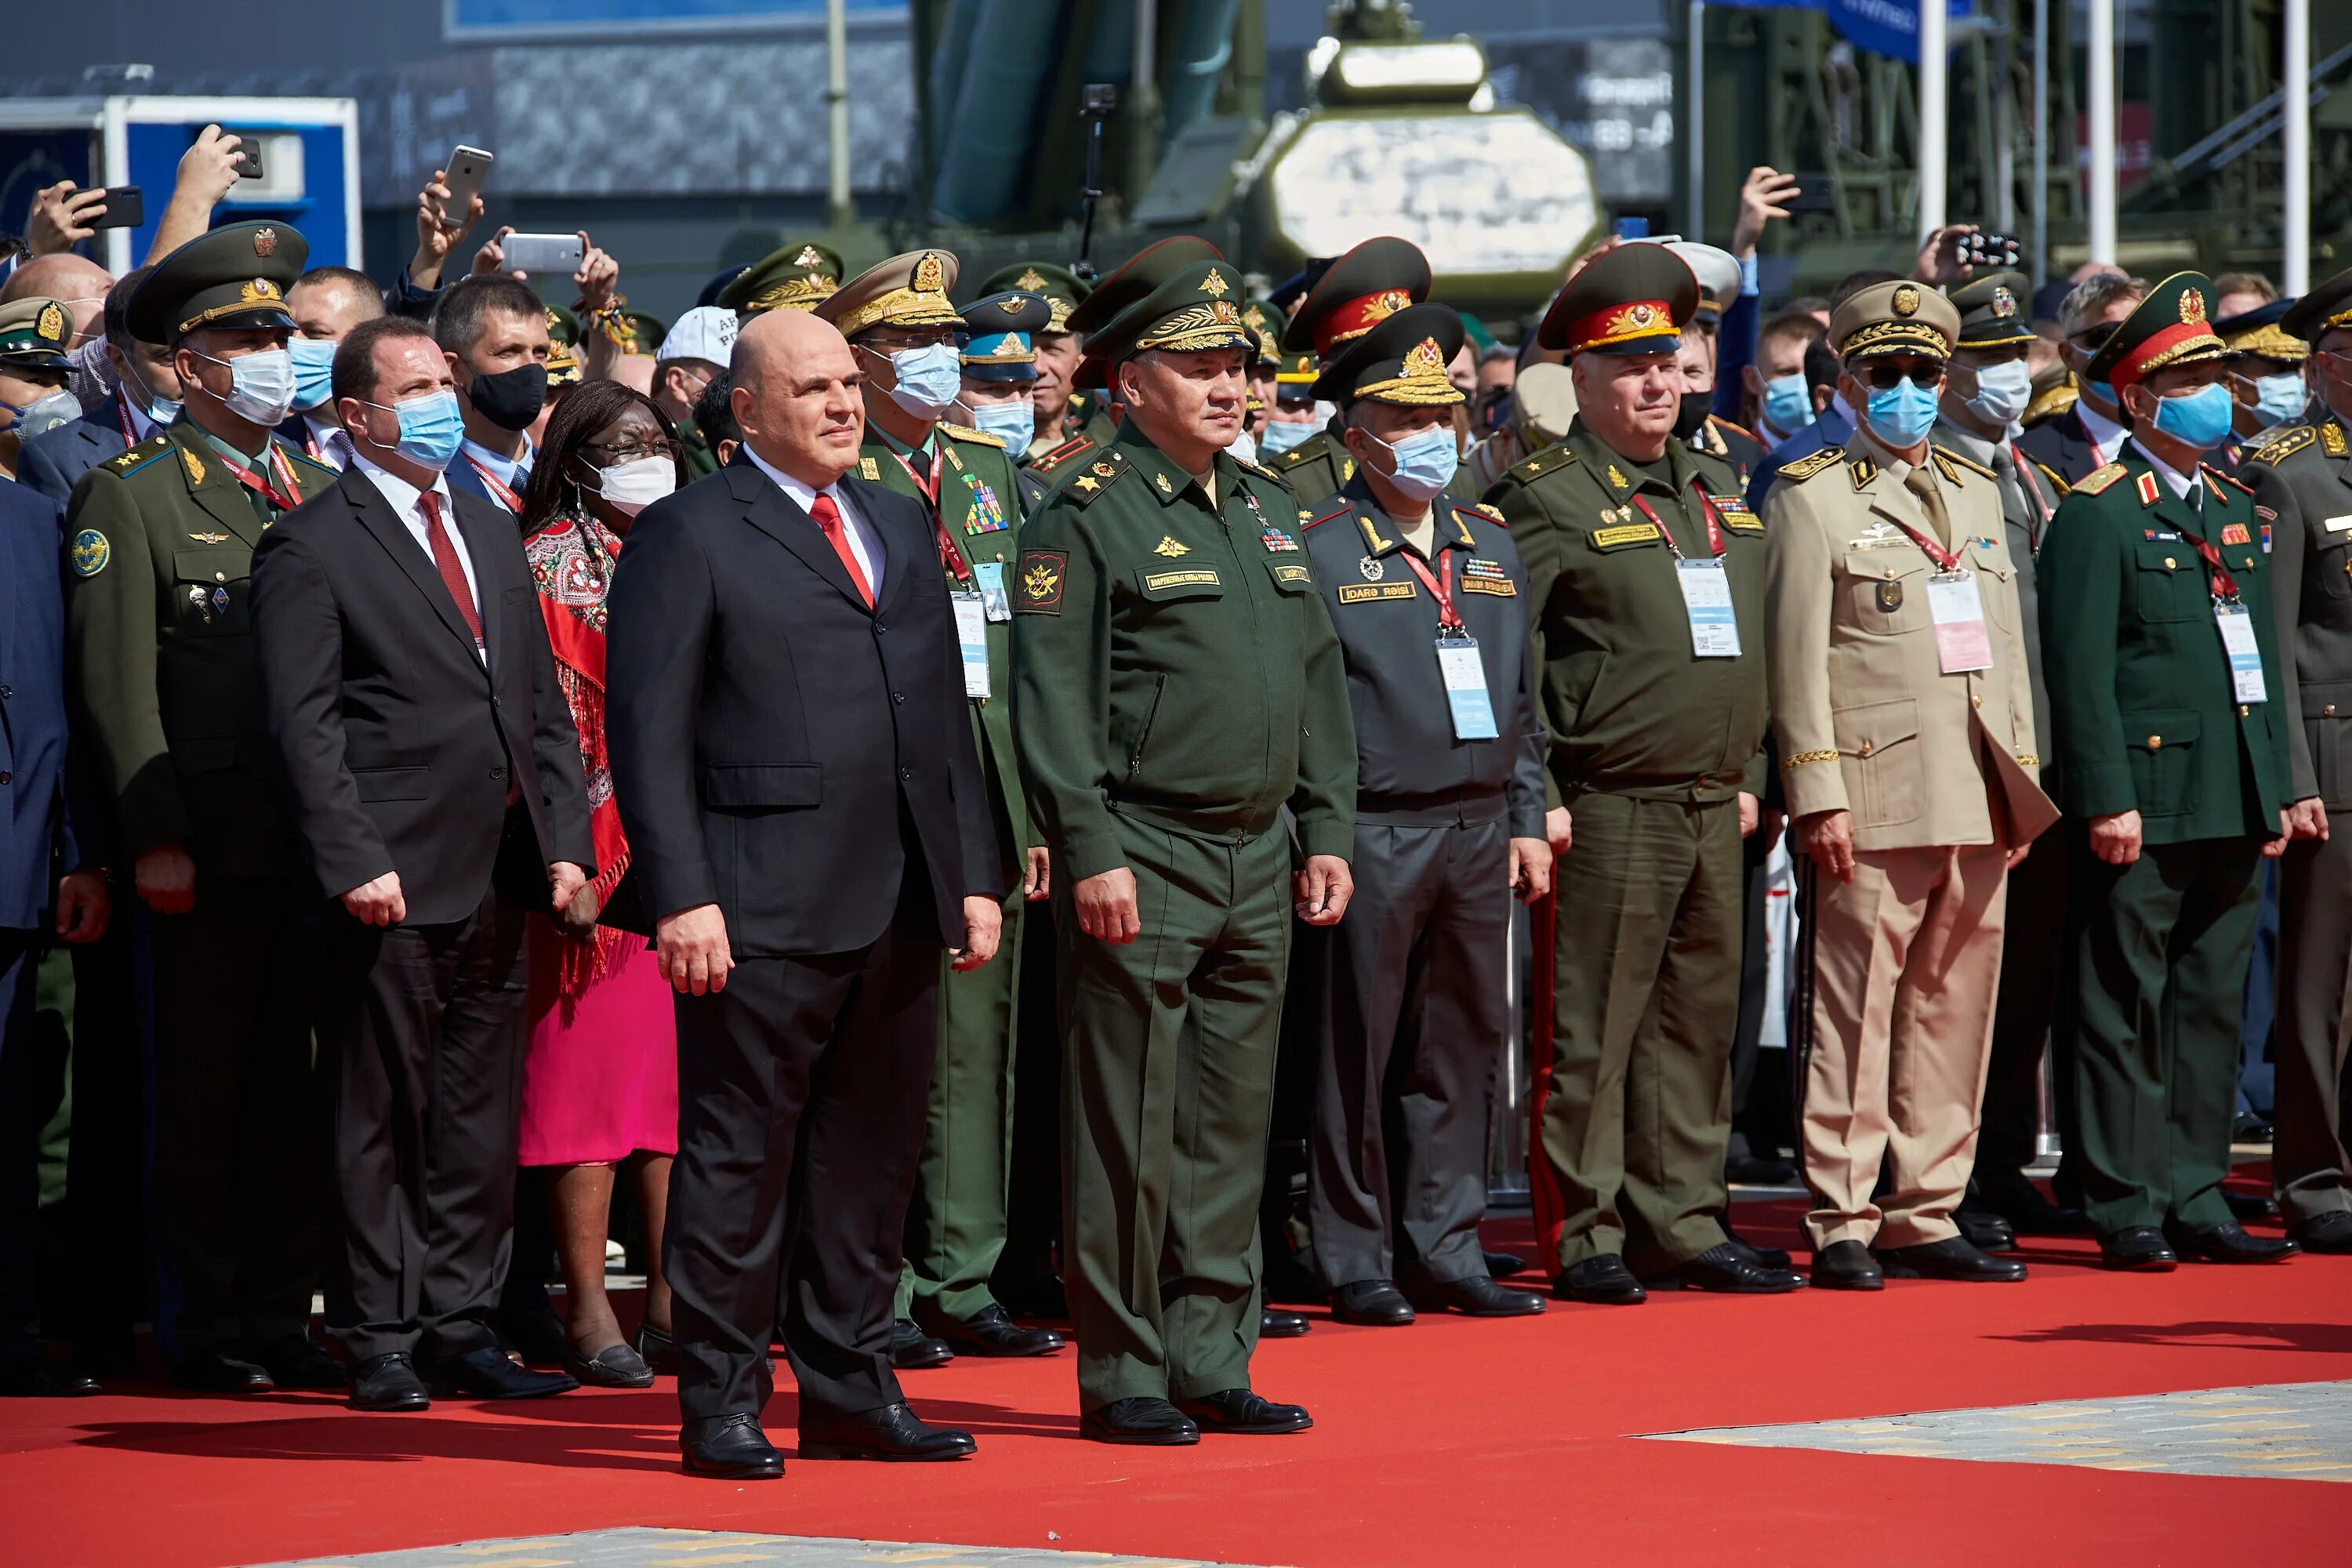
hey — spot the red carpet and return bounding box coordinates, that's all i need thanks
[5,1200,2349,1568]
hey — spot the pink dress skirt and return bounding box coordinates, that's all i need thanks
[517,918,679,1166]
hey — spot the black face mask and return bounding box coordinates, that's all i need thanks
[1673,390,1714,441]
[468,362,549,432]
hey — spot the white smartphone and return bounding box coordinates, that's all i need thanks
[502,231,583,276]
[442,144,493,216]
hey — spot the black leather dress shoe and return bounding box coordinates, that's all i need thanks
[1553,1254,1646,1305]
[2290,1210,2352,1254]
[917,1303,1064,1357]
[0,1345,100,1397]
[258,1334,348,1389]
[1724,1231,1794,1270]
[1483,1250,1526,1279]
[1329,1279,1415,1326]
[1406,1275,1544,1317]
[347,1352,430,1412]
[634,1321,681,1375]
[1810,1240,1883,1291]
[1952,1203,2018,1253]
[2230,1111,2274,1145]
[564,1340,655,1388]
[1082,1396,1200,1445]
[1980,1179,2090,1236]
[171,1346,274,1393]
[681,1412,784,1479]
[1876,1236,2027,1282]
[1259,1307,1311,1338]
[799,1401,976,1461]
[1178,1388,1313,1435]
[2098,1226,2178,1271]
[433,1345,579,1399]
[2165,1220,2299,1264]
[1653,1243,1806,1294]
[891,1318,954,1370]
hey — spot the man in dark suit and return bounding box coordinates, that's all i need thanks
[606,307,1002,1480]
[250,314,595,1412]
[18,267,177,509]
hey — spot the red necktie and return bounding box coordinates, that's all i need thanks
[810,491,875,608]
[419,491,485,651]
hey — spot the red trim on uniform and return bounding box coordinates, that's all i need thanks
[1565,299,1678,356]
[2109,320,2209,389]
[1526,887,1566,1268]
[1305,499,1354,529]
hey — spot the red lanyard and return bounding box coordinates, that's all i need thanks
[890,445,943,507]
[1630,488,1725,558]
[114,390,140,448]
[1399,548,1465,633]
[1882,517,1965,574]
[297,422,322,461]
[890,446,967,582]
[2179,520,2241,603]
[211,442,304,512]
[465,455,524,514]
[2008,441,2054,546]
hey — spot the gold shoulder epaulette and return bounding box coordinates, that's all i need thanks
[2073,462,2129,496]
[1933,446,1996,481]
[102,434,172,475]
[1475,502,1508,525]
[2202,463,2256,495]
[1277,432,1328,467]
[1235,456,1288,485]
[2250,426,2316,468]
[2031,459,2071,498]
[939,421,1005,449]
[2326,423,2349,456]
[1061,449,1127,507]
[1777,447,1843,484]
[281,444,337,480]
[1507,444,1574,485]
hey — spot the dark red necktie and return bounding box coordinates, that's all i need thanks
[810,491,875,608]
[419,491,485,652]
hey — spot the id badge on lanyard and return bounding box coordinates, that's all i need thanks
[1436,634,1498,739]
[952,591,990,698]
[2215,601,2267,703]
[973,560,1011,621]
[1675,559,1740,657]
[1926,570,1993,673]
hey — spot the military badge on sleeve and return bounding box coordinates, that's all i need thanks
[71,529,110,577]
[1015,549,1066,613]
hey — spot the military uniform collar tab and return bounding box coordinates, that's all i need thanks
[1109,429,1195,507]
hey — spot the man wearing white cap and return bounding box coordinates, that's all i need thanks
[655,307,737,477]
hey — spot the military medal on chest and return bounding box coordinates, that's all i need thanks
[1359,555,1385,582]
[961,472,1008,535]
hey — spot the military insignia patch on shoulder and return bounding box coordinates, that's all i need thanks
[71,528,109,577]
[1305,499,1355,530]
[2201,463,2256,495]
[941,421,1005,449]
[103,435,170,475]
[1508,446,1573,484]
[2073,462,2129,496]
[2135,471,2161,507]
[1935,447,1996,481]
[2251,426,2316,467]
[2326,423,2349,457]
[1475,502,1507,524]
[1014,549,1066,613]
[1032,435,1095,471]
[1067,455,1126,506]
[1777,448,1842,484]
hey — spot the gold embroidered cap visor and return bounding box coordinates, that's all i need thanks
[0,296,74,370]
[716,239,846,315]
[815,249,965,338]
[1831,278,1961,363]
[2085,271,2228,390]
[1083,261,1257,367]
[1537,242,1697,355]
[1311,301,1467,406]
[2280,264,2352,344]
[1280,235,1433,354]
[129,220,307,342]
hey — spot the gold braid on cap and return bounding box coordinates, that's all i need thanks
[2132,328,2227,376]
[2327,305,2352,331]
[833,252,963,337]
[2225,324,2310,361]
[751,274,838,313]
[1353,336,1467,406]
[1838,318,1952,358]
[1134,299,1254,354]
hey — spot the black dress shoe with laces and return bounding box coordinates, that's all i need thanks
[1724,1232,1794,1270]
[798,1400,975,1461]
[432,1345,578,1399]
[1553,1254,1646,1305]
[1259,1307,1311,1338]
[1952,1203,2018,1253]
[171,1346,274,1393]
[1329,1279,1415,1326]
[1653,1243,1806,1294]
[257,1334,348,1389]
[891,1317,955,1370]
[1082,1396,1200,1445]
[1875,1236,2027,1282]
[1406,1275,1544,1317]
[634,1321,681,1375]
[917,1303,1064,1357]
[1178,1388,1312,1435]
[1810,1240,1884,1291]
[2097,1226,2178,1271]
[2289,1210,2352,1254]
[347,1352,430,1412]
[2164,1220,2299,1264]
[681,1412,784,1479]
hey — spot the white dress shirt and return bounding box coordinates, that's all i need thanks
[745,445,886,599]
[2079,397,2129,467]
[459,436,533,508]
[354,452,485,659]
[303,414,356,471]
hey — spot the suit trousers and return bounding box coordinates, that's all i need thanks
[67,915,145,1359]
[1534,792,1738,1276]
[148,877,324,1360]
[2071,837,2263,1234]
[321,876,529,1363]
[2273,828,2352,1223]
[0,932,38,1334]
[1976,825,2071,1189]
[1057,815,1290,1410]
[1797,841,2009,1250]
[1307,815,1509,1290]
[666,888,940,1425]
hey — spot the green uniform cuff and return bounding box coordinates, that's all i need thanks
[2063,762,2136,821]
[1297,818,1356,862]
[1057,827,1128,884]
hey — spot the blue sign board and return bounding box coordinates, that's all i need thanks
[447,0,902,40]
[1743,0,1973,65]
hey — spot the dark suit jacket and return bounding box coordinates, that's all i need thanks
[249,466,593,924]
[19,411,128,512]
[1746,404,1855,514]
[2016,406,2107,492]
[605,460,993,957]
[0,479,95,929]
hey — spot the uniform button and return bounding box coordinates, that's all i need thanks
[2327,704,2339,717]
[0,771,10,785]
[898,766,913,781]
[2148,735,2163,750]
[874,622,887,635]
[0,684,11,699]
[216,571,227,583]
[2164,555,2177,569]
[2241,705,2251,717]
[1859,741,1874,757]
[1972,695,1984,709]
[489,766,506,780]
[892,691,905,704]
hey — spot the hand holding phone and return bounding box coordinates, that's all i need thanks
[500,232,585,277]
[91,187,144,231]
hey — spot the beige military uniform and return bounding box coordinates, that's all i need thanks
[1766,432,2058,1250]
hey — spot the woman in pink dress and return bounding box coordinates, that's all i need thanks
[515,380,687,1387]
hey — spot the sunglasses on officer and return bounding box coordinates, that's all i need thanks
[1856,358,1944,390]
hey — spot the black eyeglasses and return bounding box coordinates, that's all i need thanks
[582,435,679,463]
[1861,363,1944,390]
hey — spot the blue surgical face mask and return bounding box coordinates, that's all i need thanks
[881,343,964,421]
[1862,378,1941,448]
[364,388,465,470]
[1260,418,1314,456]
[192,346,296,426]
[289,336,339,410]
[2252,372,2309,430]
[964,397,1033,450]
[1762,372,1812,437]
[2151,382,2236,452]
[1366,422,1461,506]
[0,389,78,442]
[2085,377,2119,411]
[1964,359,2033,429]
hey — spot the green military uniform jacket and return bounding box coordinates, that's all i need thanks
[1483,419,1770,809]
[2247,416,2352,807]
[1011,419,1357,881]
[2037,445,2292,843]
[857,421,1033,884]
[64,418,339,876]
[1273,416,1480,509]
[678,416,720,479]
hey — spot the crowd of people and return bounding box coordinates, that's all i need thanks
[2,135,2347,1482]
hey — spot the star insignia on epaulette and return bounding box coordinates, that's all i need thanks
[1076,477,1099,492]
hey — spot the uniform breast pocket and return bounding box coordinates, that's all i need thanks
[1831,696,1923,829]
[2129,540,2206,623]
[1965,543,2018,629]
[2315,535,2352,603]
[2124,710,2201,817]
[171,550,251,636]
[1838,550,1929,636]
[2303,679,2352,805]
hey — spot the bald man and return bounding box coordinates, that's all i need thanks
[2,253,117,409]
[607,308,1003,1479]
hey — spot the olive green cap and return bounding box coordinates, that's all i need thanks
[975,260,1091,332]
[1064,238,1222,338]
[1947,270,2036,350]
[717,239,847,316]
[129,220,305,343]
[1080,260,1256,369]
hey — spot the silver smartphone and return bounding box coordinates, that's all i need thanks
[442,144,493,216]
[502,231,583,276]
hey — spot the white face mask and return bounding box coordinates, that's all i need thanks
[586,455,677,516]
[1964,359,2034,429]
[191,347,297,426]
[1226,427,1258,466]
